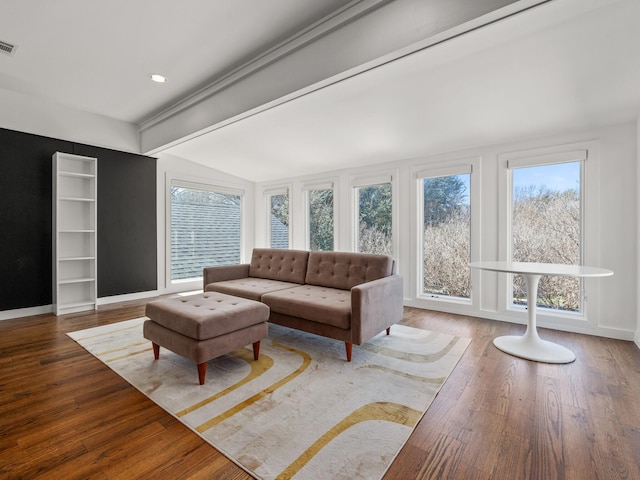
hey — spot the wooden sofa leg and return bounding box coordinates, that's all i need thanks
[197,362,207,385]
[152,342,160,359]
[345,342,352,362]
[252,340,261,361]
[386,327,391,335]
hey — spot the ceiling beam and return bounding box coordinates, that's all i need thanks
[140,0,546,155]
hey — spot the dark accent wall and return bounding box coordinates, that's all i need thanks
[0,128,157,311]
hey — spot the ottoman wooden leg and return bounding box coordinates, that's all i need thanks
[152,342,160,359]
[252,340,261,361]
[197,362,207,385]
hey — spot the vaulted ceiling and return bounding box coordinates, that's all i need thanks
[1,0,638,181]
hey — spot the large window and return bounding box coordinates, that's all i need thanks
[509,155,583,312]
[354,180,392,255]
[170,182,242,282]
[306,184,334,251]
[267,189,289,248]
[420,171,471,299]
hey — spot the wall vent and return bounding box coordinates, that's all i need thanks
[0,40,16,56]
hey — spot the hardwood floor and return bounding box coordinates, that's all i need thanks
[1,301,639,479]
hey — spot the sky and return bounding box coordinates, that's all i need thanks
[425,161,580,206]
[512,162,580,193]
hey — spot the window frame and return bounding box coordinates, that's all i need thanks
[165,175,245,292]
[508,151,585,314]
[264,186,291,249]
[413,159,479,307]
[351,173,398,259]
[302,180,336,251]
[499,142,601,327]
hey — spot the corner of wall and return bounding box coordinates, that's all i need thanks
[636,114,640,347]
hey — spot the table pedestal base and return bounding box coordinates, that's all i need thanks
[493,335,575,364]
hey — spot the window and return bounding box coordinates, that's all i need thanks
[419,171,471,299]
[305,183,334,251]
[170,181,242,282]
[354,179,392,255]
[509,152,584,312]
[267,189,289,248]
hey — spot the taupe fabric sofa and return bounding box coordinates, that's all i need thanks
[203,248,404,361]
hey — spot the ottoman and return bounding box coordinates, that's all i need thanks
[143,292,270,385]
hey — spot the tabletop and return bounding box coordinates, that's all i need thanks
[468,261,613,278]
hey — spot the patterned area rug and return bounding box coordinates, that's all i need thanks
[68,318,469,480]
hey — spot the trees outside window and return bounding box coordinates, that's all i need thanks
[308,188,334,251]
[421,173,471,299]
[356,183,392,255]
[170,185,241,281]
[269,192,289,248]
[511,161,582,312]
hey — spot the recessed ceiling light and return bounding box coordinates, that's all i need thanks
[150,74,167,83]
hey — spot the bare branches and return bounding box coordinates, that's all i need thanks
[513,186,580,311]
[423,209,470,297]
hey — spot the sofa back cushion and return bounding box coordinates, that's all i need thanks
[249,248,309,284]
[305,251,394,290]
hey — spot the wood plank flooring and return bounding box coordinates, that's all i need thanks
[1,301,639,479]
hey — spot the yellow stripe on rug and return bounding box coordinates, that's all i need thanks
[277,401,422,480]
[176,350,275,417]
[359,335,464,362]
[195,339,312,433]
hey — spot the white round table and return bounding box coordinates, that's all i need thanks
[469,261,613,363]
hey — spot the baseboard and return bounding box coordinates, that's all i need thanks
[0,291,159,321]
[97,290,159,306]
[0,304,53,321]
[403,300,636,342]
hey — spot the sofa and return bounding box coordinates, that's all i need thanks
[202,248,404,361]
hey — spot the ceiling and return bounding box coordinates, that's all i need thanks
[0,0,354,123]
[1,0,639,182]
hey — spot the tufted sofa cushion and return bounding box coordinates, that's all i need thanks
[249,248,310,284]
[262,285,351,329]
[145,292,269,340]
[304,251,394,290]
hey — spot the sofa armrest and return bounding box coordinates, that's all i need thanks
[202,264,250,290]
[351,274,404,344]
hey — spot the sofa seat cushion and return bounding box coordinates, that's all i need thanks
[262,285,351,329]
[205,277,301,301]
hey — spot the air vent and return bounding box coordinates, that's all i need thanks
[0,40,16,56]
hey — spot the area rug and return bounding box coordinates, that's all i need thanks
[68,318,469,480]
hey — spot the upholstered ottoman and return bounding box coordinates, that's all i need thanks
[143,292,270,385]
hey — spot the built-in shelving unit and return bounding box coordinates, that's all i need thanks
[52,152,97,315]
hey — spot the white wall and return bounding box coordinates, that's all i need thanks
[637,115,640,348]
[256,122,638,341]
[155,153,255,295]
[0,88,140,153]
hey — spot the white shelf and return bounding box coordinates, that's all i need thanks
[53,152,97,316]
[59,277,96,285]
[59,170,95,179]
[59,197,95,202]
